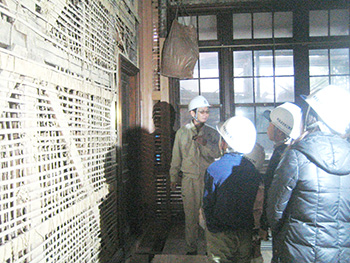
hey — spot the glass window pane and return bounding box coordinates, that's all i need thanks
[274,12,293,38]
[331,76,350,90]
[275,77,295,102]
[193,60,199,78]
[254,50,273,76]
[235,106,255,125]
[254,13,272,39]
[255,77,274,103]
[309,49,329,76]
[199,52,219,78]
[330,9,349,36]
[178,16,197,27]
[234,51,253,77]
[275,50,294,76]
[330,49,349,75]
[234,78,253,103]
[200,79,220,104]
[180,79,199,104]
[257,133,274,159]
[180,107,192,126]
[233,13,252,39]
[206,107,220,128]
[310,10,328,36]
[198,15,217,40]
[256,106,274,133]
[310,76,330,92]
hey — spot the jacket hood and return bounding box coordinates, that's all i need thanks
[294,131,350,175]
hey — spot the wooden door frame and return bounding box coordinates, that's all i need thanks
[116,54,140,247]
[119,55,140,132]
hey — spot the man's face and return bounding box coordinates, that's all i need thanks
[192,106,209,123]
[267,122,285,142]
[267,122,275,141]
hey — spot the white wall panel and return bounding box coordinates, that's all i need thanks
[0,0,139,262]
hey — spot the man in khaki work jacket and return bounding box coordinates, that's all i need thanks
[170,95,221,255]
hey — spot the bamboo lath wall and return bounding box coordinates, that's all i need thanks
[0,0,138,262]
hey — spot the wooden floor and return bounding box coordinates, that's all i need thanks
[127,221,272,263]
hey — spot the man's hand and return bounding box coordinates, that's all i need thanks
[199,208,206,230]
[259,229,269,241]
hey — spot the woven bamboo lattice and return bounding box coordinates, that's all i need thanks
[0,0,138,262]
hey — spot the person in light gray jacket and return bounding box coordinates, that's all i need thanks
[267,85,350,263]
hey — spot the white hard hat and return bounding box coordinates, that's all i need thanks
[244,143,265,170]
[188,95,210,112]
[267,102,303,139]
[216,116,256,154]
[302,85,350,134]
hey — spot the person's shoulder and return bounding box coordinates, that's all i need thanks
[176,122,192,131]
[241,159,263,181]
[241,157,259,170]
[175,123,193,136]
[207,155,226,174]
[204,123,216,130]
[203,123,219,134]
[276,143,288,151]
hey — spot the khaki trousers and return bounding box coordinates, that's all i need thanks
[181,175,204,253]
[206,228,253,263]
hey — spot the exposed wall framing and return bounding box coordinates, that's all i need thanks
[0,0,139,262]
[152,0,161,93]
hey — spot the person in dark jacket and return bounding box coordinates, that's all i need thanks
[203,116,263,263]
[260,102,303,262]
[263,102,303,199]
[267,85,350,263]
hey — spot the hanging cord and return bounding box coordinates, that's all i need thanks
[175,1,179,19]
[175,0,194,26]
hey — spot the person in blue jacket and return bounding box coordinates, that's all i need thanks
[203,116,263,263]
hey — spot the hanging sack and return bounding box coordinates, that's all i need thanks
[160,19,199,79]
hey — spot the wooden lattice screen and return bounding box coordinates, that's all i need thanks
[0,0,138,262]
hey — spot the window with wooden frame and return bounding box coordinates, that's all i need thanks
[170,1,350,157]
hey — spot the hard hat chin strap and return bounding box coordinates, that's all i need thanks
[192,110,205,124]
[218,136,224,156]
[194,111,199,121]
